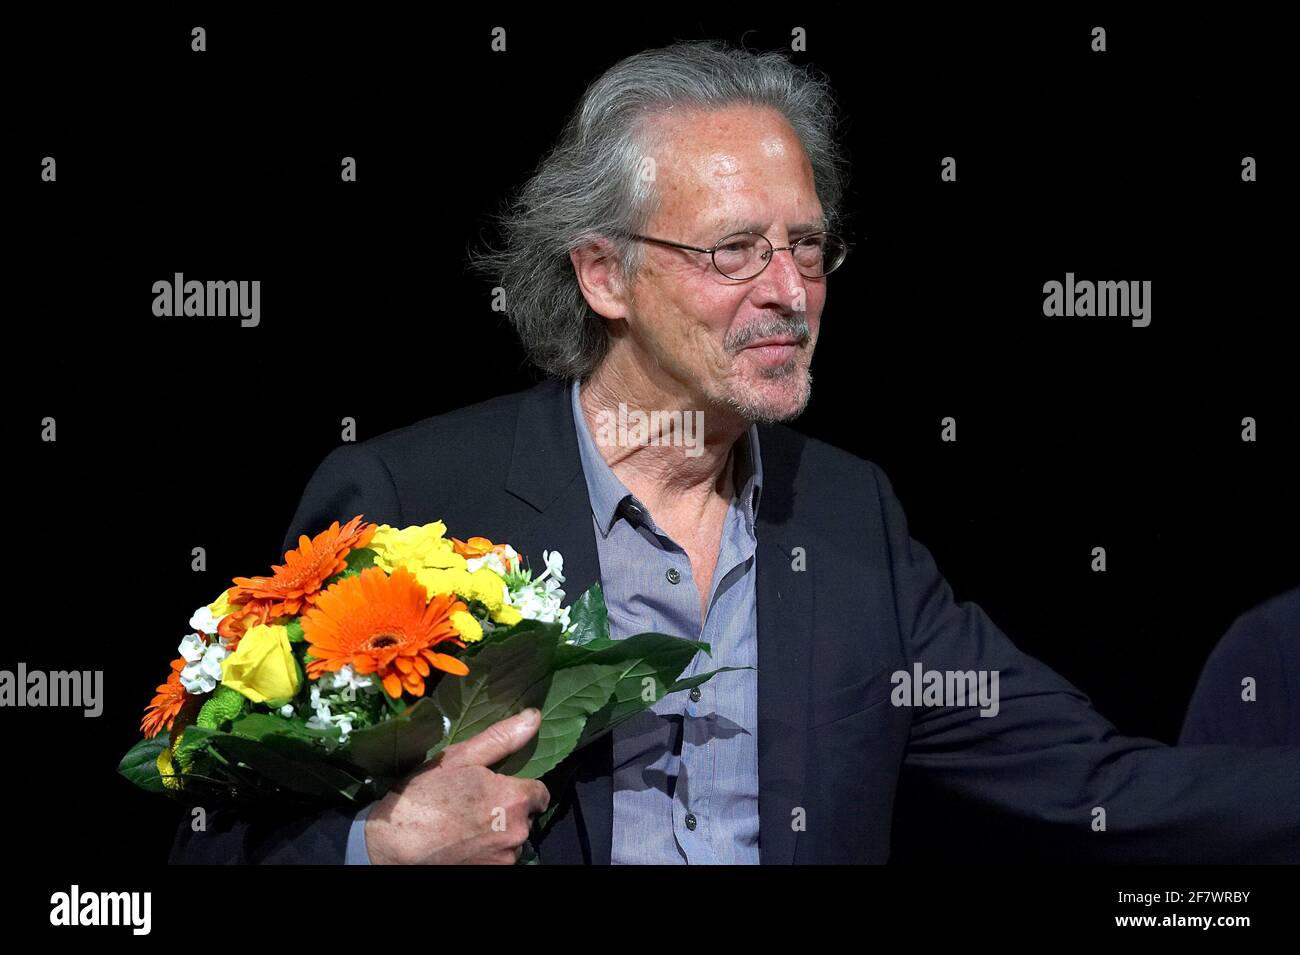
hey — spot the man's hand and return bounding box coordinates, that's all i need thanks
[363,707,551,864]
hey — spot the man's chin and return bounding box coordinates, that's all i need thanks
[719,366,813,424]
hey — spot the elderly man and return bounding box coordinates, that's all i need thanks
[173,41,1299,864]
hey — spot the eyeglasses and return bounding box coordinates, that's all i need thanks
[621,230,849,281]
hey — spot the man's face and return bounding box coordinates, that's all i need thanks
[624,105,826,424]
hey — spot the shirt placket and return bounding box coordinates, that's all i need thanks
[675,504,751,862]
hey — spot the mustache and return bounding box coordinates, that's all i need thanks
[727,315,812,351]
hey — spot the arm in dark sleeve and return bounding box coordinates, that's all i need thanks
[1179,587,1300,747]
[871,465,1300,863]
[171,443,403,864]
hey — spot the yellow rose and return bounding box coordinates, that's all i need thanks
[370,522,467,577]
[221,623,300,703]
[207,589,234,618]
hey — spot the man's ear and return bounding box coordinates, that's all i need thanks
[570,237,629,322]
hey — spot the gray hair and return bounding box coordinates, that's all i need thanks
[469,40,850,381]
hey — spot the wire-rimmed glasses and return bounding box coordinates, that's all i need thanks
[621,230,849,280]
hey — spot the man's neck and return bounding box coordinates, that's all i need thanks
[578,364,746,523]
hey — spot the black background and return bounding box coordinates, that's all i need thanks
[6,7,1297,935]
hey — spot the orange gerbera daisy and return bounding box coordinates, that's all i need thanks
[302,565,470,698]
[452,535,519,572]
[216,603,261,649]
[229,515,376,620]
[141,657,188,739]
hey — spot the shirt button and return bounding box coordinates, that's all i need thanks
[665,567,681,584]
[684,812,697,831]
[689,686,701,702]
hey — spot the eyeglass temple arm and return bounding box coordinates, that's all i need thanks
[625,233,713,255]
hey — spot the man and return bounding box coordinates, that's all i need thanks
[173,41,1299,864]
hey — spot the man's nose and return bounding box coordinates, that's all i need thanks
[753,243,808,304]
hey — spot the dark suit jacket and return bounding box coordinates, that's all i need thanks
[1180,586,1300,747]
[173,376,1300,863]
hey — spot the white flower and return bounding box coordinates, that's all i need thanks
[467,545,522,578]
[279,704,295,718]
[320,664,375,701]
[189,605,225,635]
[178,633,207,664]
[180,642,228,694]
[539,549,565,584]
[466,552,506,576]
[512,585,569,626]
[306,675,372,741]
[308,684,330,718]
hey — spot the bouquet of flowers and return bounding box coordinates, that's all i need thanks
[119,515,739,848]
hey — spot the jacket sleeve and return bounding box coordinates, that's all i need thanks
[872,464,1300,863]
[1179,588,1300,747]
[171,443,404,864]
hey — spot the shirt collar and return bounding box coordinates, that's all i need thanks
[570,378,763,538]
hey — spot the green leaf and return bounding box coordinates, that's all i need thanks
[491,660,629,778]
[665,666,753,694]
[430,626,565,766]
[343,696,447,782]
[564,583,609,646]
[570,636,746,748]
[322,547,378,587]
[462,618,556,656]
[346,547,377,573]
[206,732,366,802]
[283,618,304,643]
[117,735,170,793]
[230,712,336,742]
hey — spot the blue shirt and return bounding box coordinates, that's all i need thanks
[346,379,763,863]
[570,379,763,863]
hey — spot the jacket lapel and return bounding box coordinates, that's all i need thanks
[500,377,814,865]
[504,377,613,864]
[754,507,815,864]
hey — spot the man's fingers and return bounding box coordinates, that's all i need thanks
[441,708,542,768]
[523,779,550,815]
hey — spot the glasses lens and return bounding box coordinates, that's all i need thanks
[793,233,848,277]
[713,232,771,279]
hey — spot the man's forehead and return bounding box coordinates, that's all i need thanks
[653,104,797,156]
[648,107,820,230]
[653,115,811,186]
